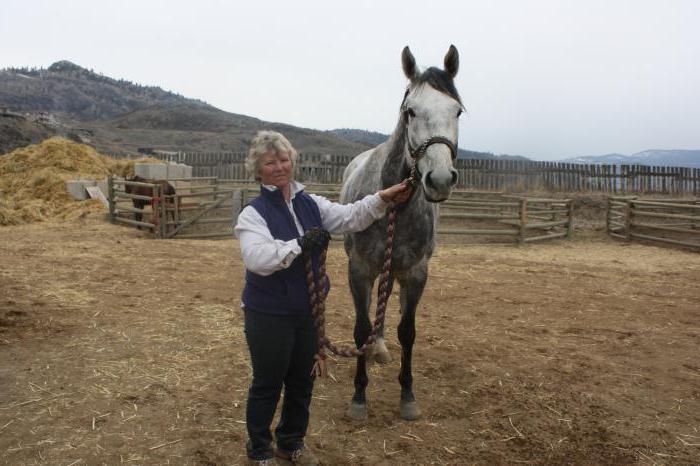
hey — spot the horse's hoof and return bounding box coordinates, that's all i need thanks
[400,401,421,421]
[372,347,392,365]
[347,402,368,421]
[368,339,391,365]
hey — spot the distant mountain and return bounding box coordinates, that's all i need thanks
[561,150,700,168]
[0,60,527,160]
[327,129,388,147]
[0,61,198,120]
[328,128,529,161]
[0,61,372,155]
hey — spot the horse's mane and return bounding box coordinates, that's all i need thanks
[381,67,462,188]
[413,67,462,105]
[381,120,409,188]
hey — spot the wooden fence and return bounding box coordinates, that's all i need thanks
[112,151,700,195]
[108,176,572,243]
[108,177,162,232]
[607,196,700,250]
[225,181,573,244]
[108,176,237,239]
[434,192,573,243]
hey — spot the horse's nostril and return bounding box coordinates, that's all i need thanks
[451,170,458,186]
[425,171,436,190]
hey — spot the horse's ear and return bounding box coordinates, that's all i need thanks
[402,46,418,81]
[444,44,459,78]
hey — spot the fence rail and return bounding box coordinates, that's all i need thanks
[606,196,700,250]
[109,151,700,195]
[108,176,573,243]
[108,176,236,239]
[224,182,572,244]
[439,193,573,243]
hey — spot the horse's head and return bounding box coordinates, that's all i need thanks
[401,45,462,203]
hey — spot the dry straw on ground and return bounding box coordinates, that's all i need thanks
[0,137,162,225]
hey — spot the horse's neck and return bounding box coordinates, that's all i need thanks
[380,123,410,188]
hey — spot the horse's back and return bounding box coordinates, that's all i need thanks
[159,180,176,196]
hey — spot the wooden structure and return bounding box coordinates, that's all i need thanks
[607,196,700,250]
[108,177,162,232]
[222,181,573,244]
[108,176,237,239]
[108,176,573,243]
[110,151,700,195]
[438,192,573,243]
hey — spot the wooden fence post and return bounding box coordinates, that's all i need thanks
[174,192,180,225]
[149,184,159,239]
[160,185,169,238]
[625,200,633,241]
[231,188,244,226]
[108,175,115,223]
[567,200,574,238]
[518,199,527,244]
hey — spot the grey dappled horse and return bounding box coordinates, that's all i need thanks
[340,45,462,421]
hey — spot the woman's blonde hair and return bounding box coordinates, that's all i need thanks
[245,130,299,181]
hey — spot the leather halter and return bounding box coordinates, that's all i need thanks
[408,135,457,161]
[405,133,458,187]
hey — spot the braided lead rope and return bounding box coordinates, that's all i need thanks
[308,205,398,377]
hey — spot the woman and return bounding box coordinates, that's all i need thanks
[234,130,410,465]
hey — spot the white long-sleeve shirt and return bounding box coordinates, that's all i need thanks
[234,181,387,276]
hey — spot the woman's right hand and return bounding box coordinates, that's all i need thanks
[378,180,412,204]
[297,227,331,253]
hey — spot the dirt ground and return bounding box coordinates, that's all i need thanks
[1,215,699,465]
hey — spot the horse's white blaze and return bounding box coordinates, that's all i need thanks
[404,85,460,201]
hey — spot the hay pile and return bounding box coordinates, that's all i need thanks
[0,137,163,225]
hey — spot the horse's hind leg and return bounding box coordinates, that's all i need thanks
[347,259,376,421]
[397,260,428,420]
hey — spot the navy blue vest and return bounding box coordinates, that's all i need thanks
[242,186,327,315]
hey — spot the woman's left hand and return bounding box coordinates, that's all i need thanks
[378,180,412,204]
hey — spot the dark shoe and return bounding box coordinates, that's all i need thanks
[246,457,279,465]
[275,446,320,466]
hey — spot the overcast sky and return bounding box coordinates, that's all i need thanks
[2,0,699,160]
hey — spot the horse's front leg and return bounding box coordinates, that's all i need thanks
[397,259,428,420]
[347,260,376,421]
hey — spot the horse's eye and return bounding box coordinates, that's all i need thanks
[408,108,416,118]
[457,109,463,117]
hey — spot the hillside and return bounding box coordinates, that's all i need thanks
[0,61,199,121]
[0,61,539,159]
[0,111,57,154]
[328,128,529,160]
[0,61,372,156]
[562,150,700,168]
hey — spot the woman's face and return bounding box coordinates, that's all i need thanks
[258,151,293,189]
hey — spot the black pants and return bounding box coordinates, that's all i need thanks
[244,309,318,460]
